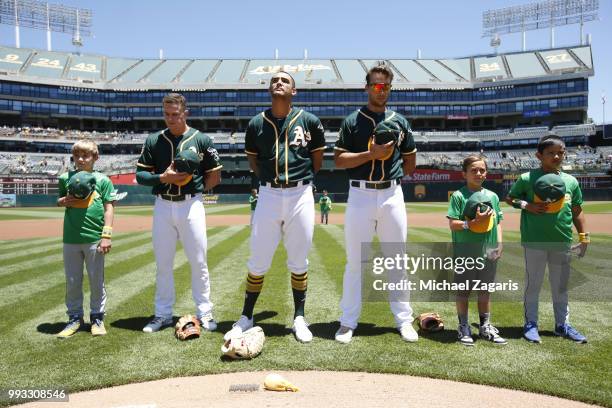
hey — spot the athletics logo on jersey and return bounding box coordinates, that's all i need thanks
[290,126,311,148]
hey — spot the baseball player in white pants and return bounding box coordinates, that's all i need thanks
[224,71,326,343]
[334,63,418,344]
[136,93,222,333]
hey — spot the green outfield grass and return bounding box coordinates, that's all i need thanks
[0,201,611,221]
[0,224,611,407]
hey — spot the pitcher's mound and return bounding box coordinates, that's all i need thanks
[17,370,597,408]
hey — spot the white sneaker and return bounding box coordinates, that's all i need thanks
[292,316,313,343]
[199,313,217,332]
[458,323,475,346]
[335,326,354,344]
[399,322,419,342]
[143,316,173,333]
[223,315,253,341]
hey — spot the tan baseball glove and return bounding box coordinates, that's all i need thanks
[417,312,444,332]
[221,326,265,359]
[175,315,201,341]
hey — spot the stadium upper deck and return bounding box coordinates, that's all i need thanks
[0,44,593,132]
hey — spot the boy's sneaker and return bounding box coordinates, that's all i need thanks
[523,321,542,343]
[554,323,587,344]
[335,326,354,344]
[223,315,254,341]
[399,322,419,342]
[479,323,507,345]
[57,316,83,338]
[198,313,217,332]
[292,316,313,343]
[91,319,107,336]
[457,323,474,346]
[142,316,173,333]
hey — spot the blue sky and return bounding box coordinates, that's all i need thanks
[0,0,609,123]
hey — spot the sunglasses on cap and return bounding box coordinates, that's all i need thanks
[369,83,391,92]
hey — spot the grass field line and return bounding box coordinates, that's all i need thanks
[0,231,147,263]
[0,239,156,309]
[0,235,60,250]
[0,209,64,218]
[205,204,245,214]
[0,232,152,277]
[14,226,246,340]
[321,224,345,247]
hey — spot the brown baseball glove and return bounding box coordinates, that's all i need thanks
[175,314,201,341]
[417,312,444,332]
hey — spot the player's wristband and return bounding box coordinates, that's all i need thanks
[578,232,590,244]
[462,220,469,230]
[101,226,112,239]
[511,199,527,210]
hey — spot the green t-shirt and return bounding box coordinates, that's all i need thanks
[335,107,416,181]
[319,196,332,212]
[58,170,116,244]
[249,194,258,210]
[136,127,222,195]
[447,186,503,250]
[244,108,326,183]
[508,168,582,243]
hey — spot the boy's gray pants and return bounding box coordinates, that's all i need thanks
[63,242,106,319]
[523,245,570,327]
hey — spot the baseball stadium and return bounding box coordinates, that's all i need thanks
[0,0,611,407]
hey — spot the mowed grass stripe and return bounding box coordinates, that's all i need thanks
[172,227,251,316]
[0,228,222,327]
[0,237,157,309]
[0,236,61,252]
[0,231,146,264]
[12,226,245,341]
[0,231,160,277]
[0,209,65,219]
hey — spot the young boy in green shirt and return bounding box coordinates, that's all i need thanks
[56,140,116,338]
[249,189,258,225]
[506,135,589,344]
[318,190,332,224]
[447,155,506,346]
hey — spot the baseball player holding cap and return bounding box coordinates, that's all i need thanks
[224,71,326,343]
[506,135,589,344]
[136,93,222,333]
[334,63,418,344]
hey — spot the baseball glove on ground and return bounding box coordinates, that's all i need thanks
[221,326,265,359]
[417,312,444,332]
[175,315,201,341]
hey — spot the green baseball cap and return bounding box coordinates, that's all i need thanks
[174,149,200,174]
[534,173,566,202]
[462,191,494,233]
[462,191,493,220]
[68,171,96,199]
[374,121,402,145]
[534,173,566,213]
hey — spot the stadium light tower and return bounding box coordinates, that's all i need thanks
[0,0,93,51]
[482,0,598,51]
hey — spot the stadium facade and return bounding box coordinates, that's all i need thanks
[0,44,609,204]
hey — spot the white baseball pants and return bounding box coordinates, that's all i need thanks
[339,183,413,329]
[248,184,314,275]
[152,194,213,320]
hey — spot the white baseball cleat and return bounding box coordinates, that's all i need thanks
[399,322,419,342]
[292,316,313,343]
[223,315,253,341]
[199,313,218,332]
[334,326,354,344]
